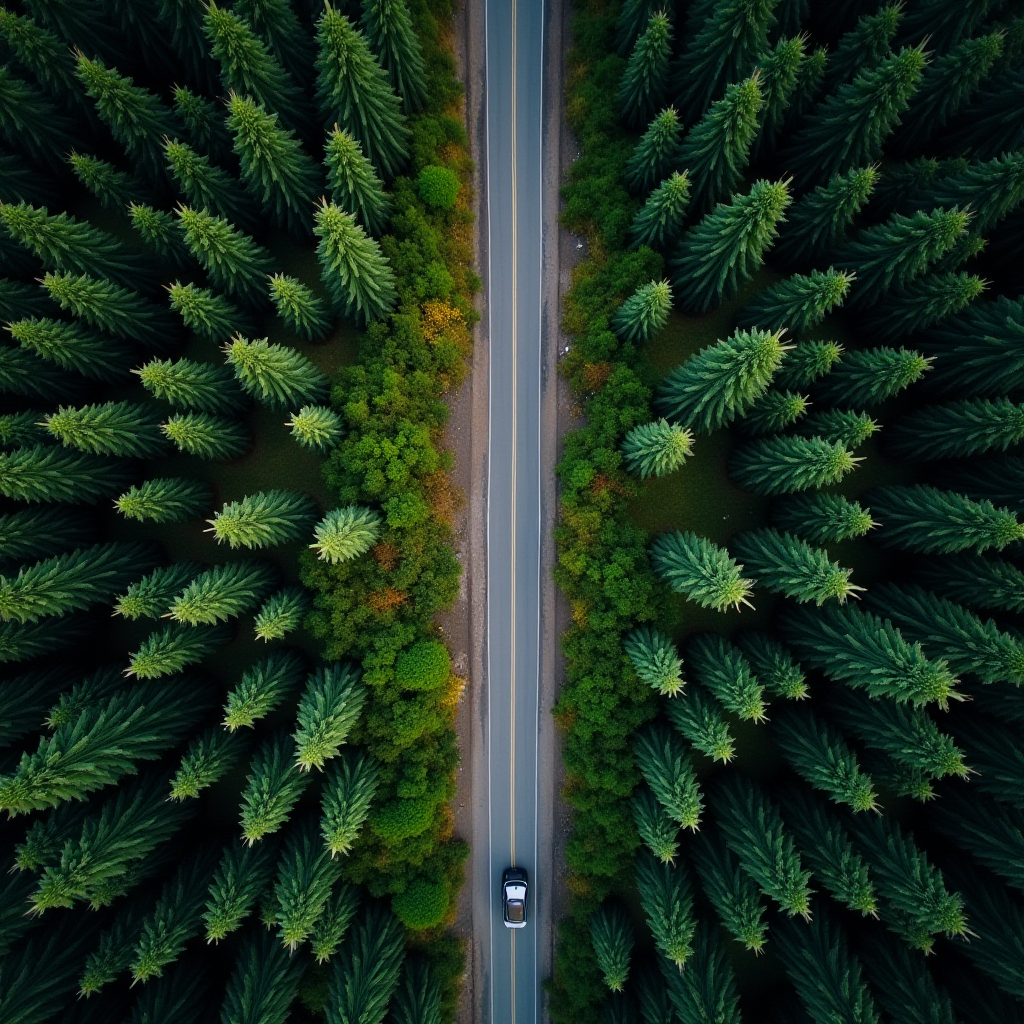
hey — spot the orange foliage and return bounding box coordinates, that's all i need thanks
[421,469,464,526]
[373,540,402,572]
[367,587,407,614]
[580,361,613,392]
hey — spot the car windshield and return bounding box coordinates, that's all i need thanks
[507,899,525,922]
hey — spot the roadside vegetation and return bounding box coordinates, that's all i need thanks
[0,0,474,1021]
[550,1,1024,1022]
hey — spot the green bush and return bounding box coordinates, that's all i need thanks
[417,165,461,209]
[393,877,449,929]
[371,797,437,842]
[396,639,451,690]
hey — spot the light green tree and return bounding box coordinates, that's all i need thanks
[207,490,317,549]
[268,274,331,341]
[293,664,367,772]
[224,335,328,408]
[650,530,753,612]
[286,405,345,452]
[223,651,306,730]
[311,506,382,563]
[114,478,211,523]
[621,420,693,479]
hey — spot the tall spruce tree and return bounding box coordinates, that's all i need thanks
[635,851,696,969]
[43,401,167,458]
[8,317,132,381]
[633,724,703,831]
[311,506,382,563]
[223,651,306,730]
[224,335,328,407]
[0,67,81,170]
[360,0,428,111]
[327,905,405,1024]
[207,490,317,549]
[915,152,1024,236]
[235,0,314,87]
[771,492,876,545]
[293,663,366,772]
[220,927,305,1024]
[591,905,634,993]
[618,12,672,128]
[737,268,853,332]
[752,34,805,161]
[239,733,310,844]
[164,138,256,231]
[737,388,808,435]
[690,831,767,953]
[161,411,250,460]
[631,784,681,865]
[629,171,692,250]
[286,405,345,452]
[665,684,736,763]
[167,562,277,627]
[650,530,754,612]
[916,552,1024,615]
[730,435,861,496]
[114,477,211,523]
[622,420,693,479]
[824,2,903,88]
[114,563,202,621]
[625,108,684,193]
[254,586,312,641]
[127,624,230,679]
[0,507,91,563]
[320,748,380,856]
[612,279,672,345]
[735,631,808,700]
[688,634,766,722]
[661,923,742,1024]
[324,127,392,236]
[814,347,931,407]
[887,397,1024,461]
[136,356,246,414]
[623,625,686,696]
[860,272,986,341]
[273,817,344,950]
[0,445,133,504]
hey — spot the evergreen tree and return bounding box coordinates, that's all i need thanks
[0,617,91,666]
[360,0,428,111]
[625,108,683,194]
[0,10,80,108]
[868,485,1024,555]
[771,492,876,544]
[126,623,230,679]
[320,748,380,856]
[228,92,320,236]
[751,34,805,161]
[612,279,672,345]
[631,784,680,865]
[0,541,154,624]
[0,345,79,400]
[314,198,398,322]
[204,840,278,942]
[235,0,314,87]
[635,851,695,969]
[678,72,763,213]
[324,127,392,236]
[714,778,813,919]
[732,528,862,605]
[954,716,1024,810]
[618,12,672,127]
[888,397,1023,462]
[649,530,754,612]
[205,1,306,131]
[898,0,998,55]
[633,724,703,831]
[79,899,150,995]
[129,203,194,270]
[0,445,131,504]
[164,138,256,231]
[782,603,960,708]
[621,420,693,479]
[774,166,878,266]
[161,411,250,460]
[207,490,317,549]
[167,282,249,343]
[665,682,735,762]
[671,179,791,312]
[311,882,361,963]
[254,586,312,642]
[316,5,411,178]
[814,347,931,407]
[176,206,275,305]
[224,334,328,408]
[7,317,131,382]
[220,927,305,1024]
[591,905,634,993]
[43,401,167,458]
[293,664,367,772]
[615,0,664,55]
[774,705,878,812]
[114,562,201,620]
[167,562,276,627]
[389,957,443,1024]
[782,41,827,125]
[781,790,877,916]
[311,505,383,563]
[737,388,808,435]
[67,152,143,210]
[690,831,767,953]
[737,268,853,332]
[860,272,986,341]
[657,327,787,431]
[42,270,172,344]
[287,405,345,452]
[916,552,1024,615]
[269,274,331,341]
[0,507,90,563]
[860,931,960,1024]
[44,666,123,730]
[773,339,843,390]
[734,631,808,700]
[730,435,860,496]
[916,152,1024,236]
[137,356,246,414]
[0,278,53,322]
[0,410,49,449]
[628,171,692,250]
[172,84,231,159]
[872,156,966,219]
[327,905,406,1024]
[825,2,903,87]
[784,46,926,186]
[239,733,310,844]
[273,818,343,950]
[223,651,306,730]
[114,477,211,523]
[0,66,80,170]
[688,634,766,722]
[623,625,686,696]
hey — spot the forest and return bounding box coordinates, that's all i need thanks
[549,0,1024,1022]
[0,0,475,1022]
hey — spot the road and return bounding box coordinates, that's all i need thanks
[484,0,546,1017]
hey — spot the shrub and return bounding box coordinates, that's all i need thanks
[417,165,460,209]
[392,878,449,929]
[395,640,451,691]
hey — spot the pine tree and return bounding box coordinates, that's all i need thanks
[633,724,703,831]
[126,623,230,679]
[899,0,999,55]
[0,616,90,665]
[0,345,78,400]
[690,831,767,953]
[0,541,155,624]
[314,198,398,322]
[664,683,735,762]
[621,420,693,479]
[623,625,686,696]
[916,152,1024,236]
[688,633,766,721]
[0,507,90,562]
[172,85,231,160]
[167,562,276,626]
[774,705,878,812]
[0,410,49,449]
[860,272,986,341]
[860,931,960,1024]
[782,603,960,708]
[67,152,143,209]
[774,166,878,266]
[612,279,672,345]
[784,46,926,186]
[164,138,256,231]
[0,278,54,323]
[268,274,331,341]
[872,155,965,219]
[868,485,1024,555]
[771,492,876,544]
[618,12,672,128]
[273,818,344,950]
[730,435,860,496]
[360,0,428,111]
[167,281,250,342]
[236,0,314,87]
[672,0,777,122]
[781,790,877,915]
[0,445,131,504]
[954,716,1024,810]
[42,401,167,458]
[732,528,862,605]
[389,957,442,1024]
[42,270,172,344]
[671,179,791,313]
[888,397,1023,462]
[161,411,250,460]
[320,748,380,857]
[113,563,199,621]
[287,405,345,452]
[137,357,246,414]
[825,2,903,88]
[629,171,692,250]
[223,651,306,731]
[316,5,411,178]
[204,839,278,942]
[115,477,211,523]
[220,927,305,1024]
[293,663,367,772]
[0,670,74,749]
[176,206,275,305]
[311,505,383,563]
[751,34,805,161]
[205,1,306,131]
[207,490,317,549]
[773,339,843,390]
[615,0,663,55]
[591,905,634,993]
[657,327,787,431]
[224,334,328,408]
[737,268,853,332]
[129,203,194,270]
[254,586,312,642]
[239,733,310,844]
[0,10,81,108]
[228,92,320,236]
[327,905,406,1024]
[324,127,392,235]
[625,108,684,194]
[734,631,807,700]
[649,530,754,612]
[79,899,151,995]
[44,666,124,732]
[7,317,132,382]
[737,388,808,435]
[0,66,80,170]
[631,784,680,865]
[311,882,361,963]
[916,552,1024,615]
[814,347,931,407]
[635,851,695,969]
[783,40,827,123]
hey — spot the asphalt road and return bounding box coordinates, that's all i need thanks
[484,0,546,1018]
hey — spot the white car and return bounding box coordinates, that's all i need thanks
[502,867,528,929]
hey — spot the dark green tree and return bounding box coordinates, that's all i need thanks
[389,958,442,1024]
[860,931,960,1024]
[164,138,255,231]
[628,171,691,250]
[67,153,143,209]
[0,10,81,109]
[220,927,304,1024]
[8,317,132,381]
[690,831,767,953]
[814,347,932,407]
[137,356,246,414]
[825,2,903,87]
[207,490,317,548]
[773,339,843,390]
[268,274,331,341]
[916,552,1024,615]
[736,388,808,436]
[0,507,90,563]
[327,905,405,1024]
[0,410,47,449]
[631,784,680,865]
[223,651,306,730]
[79,899,150,995]
[771,492,876,544]
[43,401,167,458]
[650,530,754,612]
[618,12,672,128]
[293,663,366,772]
[734,631,808,700]
[888,397,1023,462]
[737,268,853,332]
[612,279,672,345]
[916,152,1024,235]
[615,0,664,55]
[0,345,79,400]
[633,724,703,831]
[635,851,696,969]
[126,624,230,679]
[625,107,683,193]
[324,126,392,236]
[114,562,201,620]
[360,0,428,111]
[591,905,634,992]
[0,445,132,504]
[320,748,380,856]
[172,84,231,159]
[688,633,766,722]
[114,477,211,523]
[0,618,90,666]
[860,272,986,341]
[235,0,313,86]
[751,34,805,160]
[128,203,194,270]
[665,683,735,762]
[623,625,685,697]
[273,818,343,950]
[162,412,248,459]
[899,0,998,54]
[730,435,860,495]
[239,733,310,844]
[0,66,79,170]
[204,840,278,942]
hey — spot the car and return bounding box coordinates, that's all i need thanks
[502,867,528,929]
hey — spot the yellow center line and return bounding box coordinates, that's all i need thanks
[510,0,519,1019]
